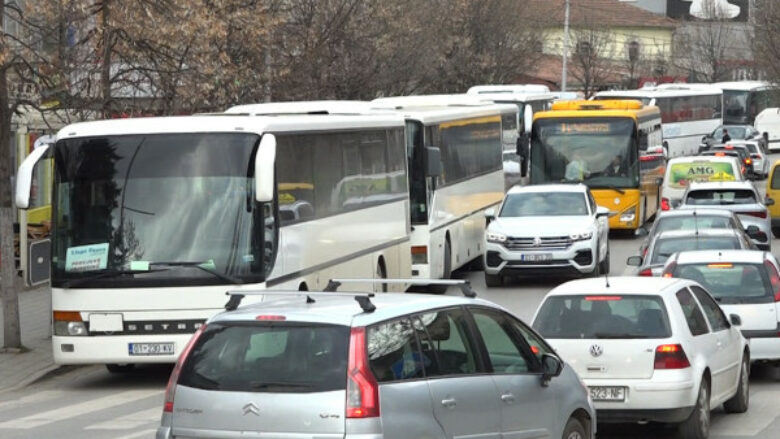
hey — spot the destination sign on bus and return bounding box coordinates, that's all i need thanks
[668,162,736,189]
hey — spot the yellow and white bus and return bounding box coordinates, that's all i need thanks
[530,100,664,231]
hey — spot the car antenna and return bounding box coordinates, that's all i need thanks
[604,268,610,288]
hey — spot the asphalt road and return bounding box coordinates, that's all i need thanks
[1,161,779,438]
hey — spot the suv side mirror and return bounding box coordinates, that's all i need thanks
[426,146,442,177]
[765,197,775,207]
[596,206,610,217]
[626,256,643,266]
[746,225,760,237]
[730,314,742,326]
[484,208,496,224]
[541,353,563,386]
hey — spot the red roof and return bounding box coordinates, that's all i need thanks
[528,0,678,29]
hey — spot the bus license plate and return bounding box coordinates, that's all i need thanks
[521,253,552,262]
[589,386,626,402]
[128,342,175,356]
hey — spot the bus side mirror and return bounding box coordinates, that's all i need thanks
[255,134,277,203]
[764,132,769,142]
[656,177,663,186]
[426,146,442,177]
[15,144,51,209]
[523,104,533,134]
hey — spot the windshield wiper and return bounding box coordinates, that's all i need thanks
[593,333,650,339]
[588,184,625,195]
[60,268,166,288]
[249,381,314,390]
[148,261,243,285]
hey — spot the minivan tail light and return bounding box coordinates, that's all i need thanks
[763,260,780,302]
[661,198,670,211]
[662,261,677,278]
[654,344,690,369]
[346,327,379,418]
[741,211,767,219]
[163,325,207,413]
[751,154,761,159]
[639,268,653,277]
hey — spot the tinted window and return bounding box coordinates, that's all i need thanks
[416,309,479,376]
[674,263,773,304]
[651,236,740,264]
[656,95,721,123]
[675,289,709,336]
[179,323,349,392]
[772,167,780,190]
[533,295,671,339]
[656,215,734,233]
[690,286,730,331]
[438,118,502,185]
[470,309,533,374]
[685,189,757,205]
[500,192,588,217]
[368,318,424,382]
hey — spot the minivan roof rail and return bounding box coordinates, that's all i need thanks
[325,278,477,298]
[224,290,377,313]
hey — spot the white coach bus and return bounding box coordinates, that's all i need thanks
[594,84,723,157]
[714,81,778,125]
[15,112,411,368]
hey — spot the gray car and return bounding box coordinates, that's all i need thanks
[156,281,596,439]
[627,228,753,277]
[680,181,773,250]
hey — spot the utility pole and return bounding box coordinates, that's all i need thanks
[562,0,571,92]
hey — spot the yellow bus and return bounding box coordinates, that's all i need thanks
[529,100,664,231]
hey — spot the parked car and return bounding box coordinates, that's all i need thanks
[660,156,744,211]
[627,228,753,277]
[766,160,780,237]
[755,108,780,152]
[532,277,749,439]
[483,184,610,286]
[635,208,752,258]
[157,285,596,439]
[663,250,780,365]
[704,144,755,179]
[699,124,767,152]
[680,181,773,250]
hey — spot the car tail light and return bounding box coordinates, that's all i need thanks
[725,144,734,149]
[763,260,780,302]
[662,261,676,278]
[256,315,286,321]
[745,158,753,165]
[751,154,761,159]
[346,327,379,418]
[654,344,690,369]
[741,211,767,219]
[411,246,428,264]
[585,296,622,301]
[163,325,207,413]
[661,198,670,211]
[639,268,653,277]
[715,152,727,157]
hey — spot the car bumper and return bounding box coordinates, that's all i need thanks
[584,376,697,423]
[484,239,597,276]
[52,333,196,364]
[746,335,780,362]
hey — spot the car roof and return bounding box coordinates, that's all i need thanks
[546,276,689,296]
[210,292,497,327]
[507,183,587,195]
[686,181,755,190]
[673,250,768,265]
[658,208,734,218]
[654,228,740,239]
[667,156,736,165]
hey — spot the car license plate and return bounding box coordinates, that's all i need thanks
[521,253,552,262]
[589,386,626,402]
[128,342,175,356]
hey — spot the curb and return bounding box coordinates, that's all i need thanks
[0,364,66,394]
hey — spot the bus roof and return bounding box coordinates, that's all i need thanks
[54,113,406,140]
[226,100,371,115]
[712,81,772,91]
[534,100,661,122]
[467,84,551,94]
[370,94,497,108]
[595,84,722,99]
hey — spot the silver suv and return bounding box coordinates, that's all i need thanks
[156,280,595,439]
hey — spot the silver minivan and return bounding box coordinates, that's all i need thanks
[156,282,595,439]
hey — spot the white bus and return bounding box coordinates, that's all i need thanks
[15,112,411,368]
[594,84,723,157]
[713,81,779,125]
[467,85,557,187]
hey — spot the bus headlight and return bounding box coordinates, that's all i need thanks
[569,231,593,241]
[54,321,88,336]
[487,232,507,243]
[620,207,636,223]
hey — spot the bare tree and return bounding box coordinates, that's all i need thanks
[569,25,617,98]
[753,0,780,83]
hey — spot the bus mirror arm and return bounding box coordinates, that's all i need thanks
[15,144,50,209]
[255,134,277,203]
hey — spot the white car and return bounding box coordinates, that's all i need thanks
[662,250,780,365]
[483,184,610,287]
[532,277,749,438]
[660,156,744,211]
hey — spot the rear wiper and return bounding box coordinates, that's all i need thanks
[60,268,166,288]
[593,333,648,339]
[589,184,625,195]
[249,381,314,390]
[149,261,243,284]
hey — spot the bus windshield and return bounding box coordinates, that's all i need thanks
[52,133,272,288]
[723,90,750,125]
[530,117,639,188]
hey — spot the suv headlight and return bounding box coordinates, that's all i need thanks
[487,231,507,243]
[569,231,593,241]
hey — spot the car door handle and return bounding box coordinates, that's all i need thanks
[500,393,515,404]
[441,398,457,409]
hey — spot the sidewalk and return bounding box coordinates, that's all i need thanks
[0,285,58,392]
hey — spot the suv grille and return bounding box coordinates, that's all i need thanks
[503,236,573,251]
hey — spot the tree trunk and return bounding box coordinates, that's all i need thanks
[101,0,112,117]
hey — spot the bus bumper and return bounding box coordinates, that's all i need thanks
[52,333,198,365]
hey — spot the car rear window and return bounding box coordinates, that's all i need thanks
[685,189,756,205]
[178,322,349,393]
[651,237,740,264]
[533,295,671,339]
[673,263,774,304]
[656,215,732,233]
[745,144,759,154]
[667,161,736,189]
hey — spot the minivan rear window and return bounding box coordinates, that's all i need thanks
[685,189,756,205]
[673,263,774,304]
[651,236,740,264]
[178,323,349,393]
[533,295,671,339]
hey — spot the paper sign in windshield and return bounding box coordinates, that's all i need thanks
[66,243,109,272]
[669,162,736,189]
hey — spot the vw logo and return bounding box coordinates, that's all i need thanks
[242,402,260,416]
[533,237,542,247]
[589,344,603,357]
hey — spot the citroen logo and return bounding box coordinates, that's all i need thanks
[243,402,260,416]
[589,344,604,357]
[533,237,542,247]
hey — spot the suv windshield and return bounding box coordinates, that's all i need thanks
[534,295,671,339]
[500,192,588,217]
[179,323,349,392]
[685,189,757,206]
[673,263,773,304]
[52,133,272,288]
